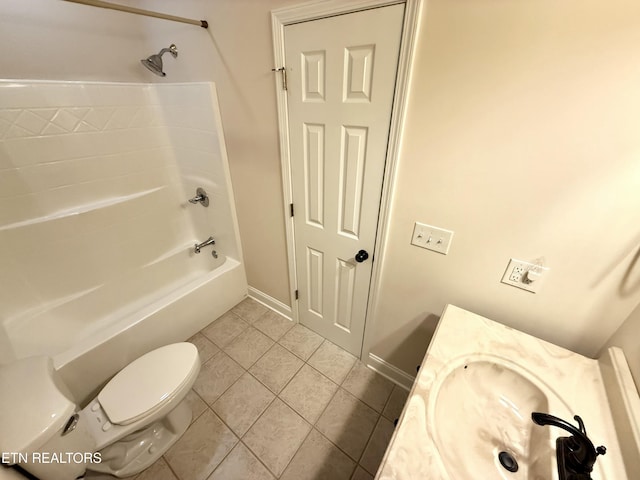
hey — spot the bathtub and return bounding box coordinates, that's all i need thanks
[4,248,246,403]
[60,254,245,404]
[0,80,248,404]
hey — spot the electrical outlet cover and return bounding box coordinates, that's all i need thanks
[501,258,549,293]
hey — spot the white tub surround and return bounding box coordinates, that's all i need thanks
[377,305,639,480]
[0,81,247,403]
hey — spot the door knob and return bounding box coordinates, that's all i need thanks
[355,250,369,263]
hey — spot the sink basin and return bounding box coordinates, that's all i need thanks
[428,356,571,480]
[377,306,632,480]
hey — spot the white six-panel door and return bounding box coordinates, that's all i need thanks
[285,4,404,356]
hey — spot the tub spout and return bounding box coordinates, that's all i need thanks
[194,236,215,254]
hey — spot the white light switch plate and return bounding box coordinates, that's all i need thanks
[501,258,549,293]
[411,222,454,255]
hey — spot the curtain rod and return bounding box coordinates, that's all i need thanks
[63,0,209,28]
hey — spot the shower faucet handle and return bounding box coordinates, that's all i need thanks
[188,187,209,207]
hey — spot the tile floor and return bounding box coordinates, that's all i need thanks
[125,298,409,480]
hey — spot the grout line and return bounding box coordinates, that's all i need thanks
[272,426,315,478]
[240,331,285,375]
[238,438,280,479]
[248,307,270,325]
[201,327,246,352]
[326,387,381,462]
[188,389,209,424]
[380,386,394,417]
[357,413,384,475]
[380,385,408,422]
[196,434,239,480]
[311,424,366,475]
[160,455,181,480]
[199,347,223,366]
[248,352,305,397]
[201,324,282,440]
[343,362,395,415]
[341,358,359,386]
[192,307,387,479]
[184,384,262,478]
[191,432,240,480]
[303,361,341,391]
[194,353,245,411]
[297,349,381,470]
[275,333,324,364]
[257,319,296,343]
[245,390,279,439]
[236,395,282,478]
[226,349,326,478]
[306,339,324,361]
[279,367,339,427]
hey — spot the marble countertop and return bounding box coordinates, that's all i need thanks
[376,304,630,480]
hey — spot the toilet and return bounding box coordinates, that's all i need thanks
[0,342,200,479]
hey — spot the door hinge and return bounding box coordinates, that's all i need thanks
[295,289,299,300]
[272,67,287,91]
[290,203,294,217]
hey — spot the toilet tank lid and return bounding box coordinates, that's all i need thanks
[0,356,76,455]
[98,343,199,425]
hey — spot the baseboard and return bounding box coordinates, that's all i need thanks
[367,353,415,391]
[248,286,293,321]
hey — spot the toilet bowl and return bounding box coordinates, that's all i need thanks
[0,342,200,479]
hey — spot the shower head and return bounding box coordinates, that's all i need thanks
[141,44,178,77]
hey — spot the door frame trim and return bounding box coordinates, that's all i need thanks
[271,0,423,359]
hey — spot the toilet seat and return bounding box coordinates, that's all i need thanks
[98,343,199,426]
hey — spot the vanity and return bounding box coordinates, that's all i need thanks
[376,305,640,479]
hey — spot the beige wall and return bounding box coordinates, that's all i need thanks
[0,0,152,82]
[369,0,640,373]
[2,0,640,377]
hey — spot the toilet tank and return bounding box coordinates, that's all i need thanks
[0,356,96,479]
[0,356,77,455]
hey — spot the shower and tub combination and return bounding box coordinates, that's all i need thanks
[0,79,247,403]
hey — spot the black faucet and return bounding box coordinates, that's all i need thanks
[531,412,606,480]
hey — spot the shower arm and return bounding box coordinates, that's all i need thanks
[159,45,178,59]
